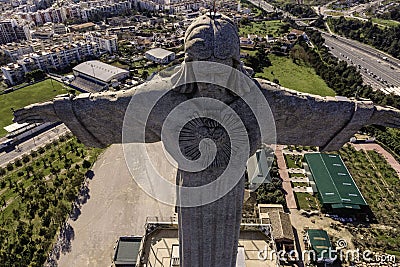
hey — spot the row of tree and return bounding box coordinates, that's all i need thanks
[255,157,287,207]
[0,137,99,266]
[282,3,317,18]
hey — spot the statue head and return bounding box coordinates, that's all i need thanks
[184,14,241,68]
[172,14,243,103]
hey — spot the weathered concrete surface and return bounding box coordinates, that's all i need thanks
[57,144,175,267]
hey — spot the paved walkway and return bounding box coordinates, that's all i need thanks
[57,144,175,266]
[275,145,297,209]
[352,143,400,175]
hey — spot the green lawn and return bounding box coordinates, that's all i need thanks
[295,192,319,211]
[110,61,129,70]
[0,79,68,137]
[289,173,306,178]
[255,54,336,97]
[325,11,345,16]
[292,182,309,187]
[239,20,287,37]
[284,154,303,169]
[372,18,400,28]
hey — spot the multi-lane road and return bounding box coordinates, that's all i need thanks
[322,32,400,94]
[0,124,70,167]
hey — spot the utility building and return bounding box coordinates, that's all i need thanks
[304,153,368,214]
[72,60,129,92]
[145,48,176,64]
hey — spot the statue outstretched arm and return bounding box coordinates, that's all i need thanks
[13,79,184,148]
[14,91,137,148]
[256,78,400,151]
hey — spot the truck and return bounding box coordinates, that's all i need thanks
[0,139,14,152]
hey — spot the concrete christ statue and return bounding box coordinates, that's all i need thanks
[14,14,400,267]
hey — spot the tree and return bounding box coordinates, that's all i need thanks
[6,163,13,171]
[41,212,51,227]
[25,69,46,82]
[38,147,45,154]
[12,209,20,220]
[141,70,149,80]
[22,155,30,164]
[30,150,38,158]
[246,46,271,73]
[0,167,5,176]
[82,160,91,169]
[15,159,22,167]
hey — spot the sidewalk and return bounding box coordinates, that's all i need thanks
[275,145,298,209]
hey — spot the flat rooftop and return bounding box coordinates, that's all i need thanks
[305,153,367,209]
[142,228,277,267]
[73,60,129,83]
[145,48,175,59]
[113,236,142,266]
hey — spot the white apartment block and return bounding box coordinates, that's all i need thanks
[84,32,118,54]
[17,7,65,25]
[1,41,101,85]
[0,41,43,60]
[1,63,25,85]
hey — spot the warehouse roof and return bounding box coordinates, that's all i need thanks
[306,229,333,260]
[73,60,129,83]
[304,153,367,208]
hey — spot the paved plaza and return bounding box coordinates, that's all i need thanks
[58,143,176,266]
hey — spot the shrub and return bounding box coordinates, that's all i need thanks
[22,155,30,163]
[6,163,13,171]
[15,159,22,167]
[82,160,91,169]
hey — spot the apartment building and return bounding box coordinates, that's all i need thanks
[1,41,101,85]
[85,32,118,54]
[0,19,30,44]
[0,41,43,60]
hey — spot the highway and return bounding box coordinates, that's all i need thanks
[322,32,400,95]
[247,0,276,13]
[0,124,70,167]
